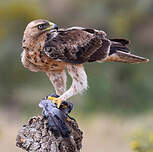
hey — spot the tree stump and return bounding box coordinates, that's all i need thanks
[16,116,83,152]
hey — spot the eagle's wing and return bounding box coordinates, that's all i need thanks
[43,27,111,64]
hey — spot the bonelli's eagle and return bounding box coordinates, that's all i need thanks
[21,19,149,107]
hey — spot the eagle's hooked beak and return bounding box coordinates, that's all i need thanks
[46,22,58,31]
[52,23,58,30]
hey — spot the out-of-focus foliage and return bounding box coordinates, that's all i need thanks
[130,129,153,151]
[0,0,153,116]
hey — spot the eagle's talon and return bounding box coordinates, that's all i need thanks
[47,96,63,108]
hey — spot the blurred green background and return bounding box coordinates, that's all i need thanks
[0,0,153,151]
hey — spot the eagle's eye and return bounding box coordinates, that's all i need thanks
[37,24,43,30]
[37,23,49,30]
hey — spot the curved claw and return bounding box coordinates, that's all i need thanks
[48,96,63,108]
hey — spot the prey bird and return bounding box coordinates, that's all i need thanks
[21,19,149,108]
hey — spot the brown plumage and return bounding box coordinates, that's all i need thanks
[21,19,149,107]
[44,27,109,64]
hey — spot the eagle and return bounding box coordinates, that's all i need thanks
[21,19,149,108]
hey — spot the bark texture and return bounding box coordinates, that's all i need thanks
[16,116,83,152]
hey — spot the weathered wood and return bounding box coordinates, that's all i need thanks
[16,116,83,152]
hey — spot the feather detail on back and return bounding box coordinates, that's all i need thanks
[44,28,110,64]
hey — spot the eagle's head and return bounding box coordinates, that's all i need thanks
[24,19,58,38]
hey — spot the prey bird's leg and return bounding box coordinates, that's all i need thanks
[46,70,67,107]
[59,64,88,101]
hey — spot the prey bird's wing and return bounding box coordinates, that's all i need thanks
[44,27,111,64]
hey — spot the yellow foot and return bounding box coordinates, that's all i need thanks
[66,117,72,122]
[47,96,62,108]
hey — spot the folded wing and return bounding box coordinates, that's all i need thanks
[44,28,110,64]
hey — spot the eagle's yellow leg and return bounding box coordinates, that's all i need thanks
[66,117,72,122]
[47,96,63,108]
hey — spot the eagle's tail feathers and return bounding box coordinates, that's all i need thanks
[103,38,149,63]
[105,50,149,63]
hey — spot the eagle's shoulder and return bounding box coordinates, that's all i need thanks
[44,27,96,49]
[45,26,107,45]
[61,26,107,36]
